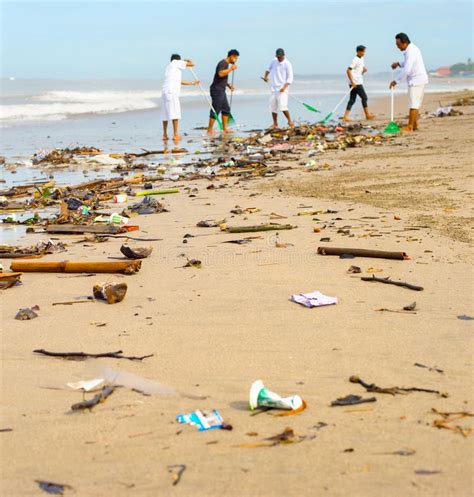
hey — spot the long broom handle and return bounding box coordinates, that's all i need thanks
[189,67,219,118]
[331,88,352,114]
[391,70,395,122]
[230,71,234,109]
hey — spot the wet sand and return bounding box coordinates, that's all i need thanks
[1,90,473,497]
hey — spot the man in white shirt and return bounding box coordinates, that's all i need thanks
[161,54,199,141]
[263,48,294,129]
[343,45,375,122]
[390,33,429,132]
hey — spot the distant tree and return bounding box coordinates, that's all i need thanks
[450,61,474,73]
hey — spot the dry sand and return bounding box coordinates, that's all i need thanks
[1,90,473,497]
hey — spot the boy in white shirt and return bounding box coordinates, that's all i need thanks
[343,45,375,122]
[263,48,294,129]
[390,33,429,132]
[161,54,199,141]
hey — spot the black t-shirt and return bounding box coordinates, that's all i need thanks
[210,59,229,92]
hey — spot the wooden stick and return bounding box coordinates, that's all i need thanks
[11,260,141,274]
[317,247,408,260]
[226,224,295,233]
[361,275,423,291]
[45,224,124,235]
[71,386,115,411]
[128,148,188,157]
[52,301,94,306]
[33,348,153,361]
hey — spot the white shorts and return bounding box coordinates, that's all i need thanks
[269,92,289,113]
[162,94,181,121]
[408,85,425,110]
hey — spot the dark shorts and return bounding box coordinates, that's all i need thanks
[210,89,230,118]
[346,84,368,110]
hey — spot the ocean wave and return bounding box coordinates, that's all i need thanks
[0,90,161,121]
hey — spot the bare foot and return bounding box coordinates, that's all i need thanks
[288,122,294,129]
[342,117,351,122]
[366,114,375,120]
[223,128,232,134]
[173,134,181,141]
[401,126,414,132]
[271,124,278,129]
[207,128,214,136]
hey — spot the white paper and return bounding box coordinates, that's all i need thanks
[291,290,337,308]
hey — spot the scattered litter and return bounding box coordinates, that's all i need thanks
[431,408,473,437]
[35,348,153,362]
[330,395,377,406]
[35,479,73,495]
[234,427,315,448]
[120,245,152,259]
[361,275,423,291]
[375,448,416,456]
[457,315,474,321]
[0,272,22,290]
[347,265,361,274]
[290,290,337,308]
[168,464,186,486]
[93,282,128,304]
[414,363,443,374]
[183,258,202,269]
[349,375,442,396]
[249,379,305,411]
[403,302,417,311]
[177,409,226,431]
[15,305,39,320]
[414,469,441,475]
[71,385,115,411]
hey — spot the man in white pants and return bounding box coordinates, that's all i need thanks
[390,33,428,132]
[263,48,294,129]
[161,54,199,141]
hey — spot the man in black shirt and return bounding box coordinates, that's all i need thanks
[207,49,240,134]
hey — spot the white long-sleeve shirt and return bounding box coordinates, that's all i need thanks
[396,43,429,87]
[268,58,294,93]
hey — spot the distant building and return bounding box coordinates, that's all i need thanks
[436,66,451,76]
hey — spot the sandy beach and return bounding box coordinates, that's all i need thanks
[1,89,473,497]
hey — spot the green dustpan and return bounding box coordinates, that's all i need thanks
[384,121,400,134]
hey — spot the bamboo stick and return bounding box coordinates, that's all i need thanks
[317,247,408,260]
[11,260,141,274]
[226,224,295,233]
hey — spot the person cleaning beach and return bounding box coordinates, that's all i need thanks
[263,48,294,129]
[343,45,375,122]
[390,33,429,132]
[207,49,240,134]
[161,54,199,142]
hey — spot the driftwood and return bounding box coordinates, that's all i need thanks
[11,260,141,274]
[129,148,188,157]
[46,224,124,235]
[349,375,440,395]
[71,386,115,411]
[317,247,408,260]
[33,348,153,361]
[361,275,423,291]
[52,300,94,306]
[226,224,295,233]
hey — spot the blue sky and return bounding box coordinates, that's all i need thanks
[1,1,472,79]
